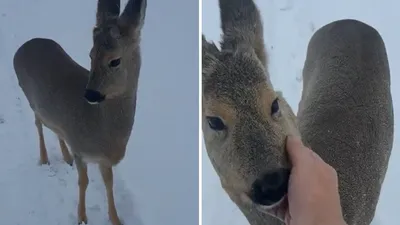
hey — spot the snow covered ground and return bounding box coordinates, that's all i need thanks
[202,0,400,224]
[0,0,199,225]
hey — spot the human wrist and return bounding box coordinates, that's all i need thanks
[319,218,347,225]
[292,216,346,225]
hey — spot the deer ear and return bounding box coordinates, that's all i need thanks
[202,35,220,81]
[96,0,121,26]
[218,0,267,68]
[118,0,147,38]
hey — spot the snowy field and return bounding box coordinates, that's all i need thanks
[202,0,400,224]
[0,0,199,225]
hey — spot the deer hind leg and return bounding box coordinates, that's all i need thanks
[35,115,49,165]
[99,164,122,225]
[58,138,73,166]
[75,155,88,224]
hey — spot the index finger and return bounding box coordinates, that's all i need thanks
[286,135,311,167]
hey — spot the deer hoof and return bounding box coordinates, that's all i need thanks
[78,215,88,224]
[65,158,74,166]
[38,159,49,165]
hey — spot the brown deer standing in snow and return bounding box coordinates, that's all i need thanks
[13,0,147,224]
[202,0,394,224]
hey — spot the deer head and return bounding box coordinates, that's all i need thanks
[85,0,147,104]
[202,0,299,221]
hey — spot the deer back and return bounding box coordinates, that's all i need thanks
[13,37,92,137]
[297,19,394,225]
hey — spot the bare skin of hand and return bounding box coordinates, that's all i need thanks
[285,136,347,225]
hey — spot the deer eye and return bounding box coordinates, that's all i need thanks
[109,58,121,67]
[271,97,280,115]
[206,116,226,131]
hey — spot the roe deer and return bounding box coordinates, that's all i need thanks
[202,0,393,224]
[13,0,147,224]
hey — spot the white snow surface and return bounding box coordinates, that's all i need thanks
[202,0,400,225]
[0,0,199,225]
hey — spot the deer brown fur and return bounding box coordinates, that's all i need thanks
[13,0,147,224]
[202,0,393,224]
[297,19,393,225]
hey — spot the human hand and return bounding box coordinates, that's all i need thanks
[284,136,347,225]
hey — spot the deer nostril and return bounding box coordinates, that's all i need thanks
[249,168,290,206]
[84,89,105,104]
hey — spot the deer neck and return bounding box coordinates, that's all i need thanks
[93,59,140,140]
[88,93,136,148]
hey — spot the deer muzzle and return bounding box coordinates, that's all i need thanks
[84,89,106,104]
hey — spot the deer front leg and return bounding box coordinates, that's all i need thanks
[35,115,49,165]
[75,155,89,224]
[99,164,122,225]
[58,138,73,166]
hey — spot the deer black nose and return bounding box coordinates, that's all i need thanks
[84,89,105,104]
[250,168,290,206]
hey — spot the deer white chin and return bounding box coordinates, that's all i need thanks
[256,195,287,222]
[240,193,287,222]
[87,101,100,105]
